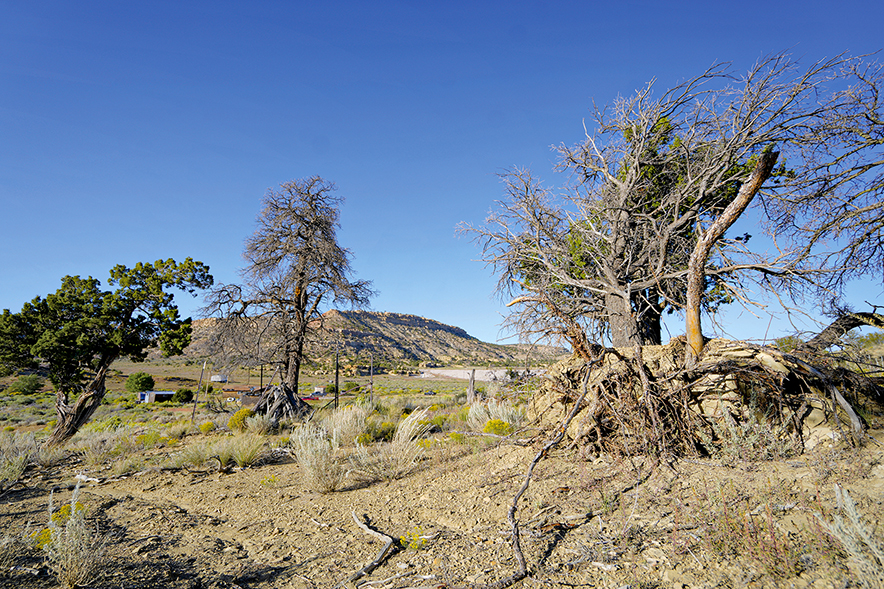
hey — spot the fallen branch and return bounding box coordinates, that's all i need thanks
[477,363,596,589]
[336,511,400,588]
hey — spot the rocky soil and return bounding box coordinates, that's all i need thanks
[2,426,883,589]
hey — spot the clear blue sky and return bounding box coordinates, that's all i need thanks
[1,1,882,345]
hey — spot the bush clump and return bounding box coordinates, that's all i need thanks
[227,407,254,432]
[199,421,216,434]
[293,424,345,493]
[8,374,44,395]
[43,484,109,588]
[125,372,155,393]
[171,388,194,403]
[483,419,513,436]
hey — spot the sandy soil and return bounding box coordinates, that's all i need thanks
[2,429,883,589]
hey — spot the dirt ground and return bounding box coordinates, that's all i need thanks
[2,427,883,589]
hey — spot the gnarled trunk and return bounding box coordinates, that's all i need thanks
[685,151,779,367]
[45,362,112,447]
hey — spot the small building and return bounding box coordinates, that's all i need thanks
[138,391,175,403]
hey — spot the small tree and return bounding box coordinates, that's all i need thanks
[205,177,374,419]
[171,388,194,403]
[0,258,212,446]
[124,372,155,393]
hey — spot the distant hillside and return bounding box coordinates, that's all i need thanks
[188,310,568,370]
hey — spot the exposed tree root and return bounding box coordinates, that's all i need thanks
[529,337,881,461]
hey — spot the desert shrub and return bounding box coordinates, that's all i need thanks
[164,422,191,440]
[125,372,154,393]
[171,388,194,403]
[8,374,44,395]
[71,432,120,467]
[110,455,144,477]
[245,413,273,435]
[172,442,212,468]
[293,423,345,493]
[198,421,216,434]
[816,485,884,587]
[483,419,513,436]
[35,444,67,468]
[227,407,254,432]
[322,403,369,446]
[323,383,337,395]
[1,454,28,491]
[342,381,360,392]
[364,419,396,443]
[213,439,235,469]
[135,430,168,449]
[351,408,431,481]
[702,406,800,464]
[467,399,523,432]
[228,434,267,467]
[43,484,109,588]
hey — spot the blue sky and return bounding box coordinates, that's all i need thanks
[1,1,882,345]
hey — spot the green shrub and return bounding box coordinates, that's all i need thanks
[483,419,513,436]
[8,374,44,395]
[323,383,337,395]
[227,408,254,432]
[171,388,194,403]
[199,421,216,434]
[342,381,360,392]
[125,372,154,393]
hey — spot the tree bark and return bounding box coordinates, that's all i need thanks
[799,311,884,353]
[45,361,112,447]
[606,292,640,348]
[685,151,779,367]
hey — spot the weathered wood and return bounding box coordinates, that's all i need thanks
[685,151,779,367]
[800,311,884,353]
[252,383,312,423]
[45,362,111,447]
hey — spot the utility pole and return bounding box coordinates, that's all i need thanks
[191,359,207,423]
[334,339,340,410]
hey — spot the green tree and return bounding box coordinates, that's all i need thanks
[0,258,212,445]
[125,372,155,393]
[171,388,194,403]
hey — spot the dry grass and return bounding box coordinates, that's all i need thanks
[321,402,369,446]
[228,434,267,467]
[351,407,431,481]
[44,484,110,588]
[292,424,346,493]
[466,399,524,432]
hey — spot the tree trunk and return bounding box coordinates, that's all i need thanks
[606,292,640,348]
[45,362,112,447]
[634,289,662,346]
[685,151,779,367]
[799,311,884,353]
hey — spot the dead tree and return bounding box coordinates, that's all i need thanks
[204,177,374,418]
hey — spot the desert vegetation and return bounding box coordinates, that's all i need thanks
[1,52,883,589]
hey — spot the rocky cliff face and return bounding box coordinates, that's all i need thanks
[189,311,568,369]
